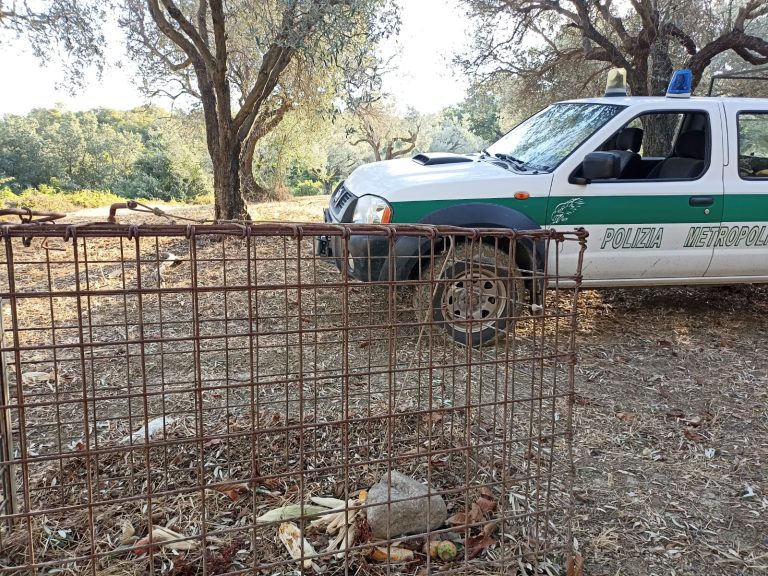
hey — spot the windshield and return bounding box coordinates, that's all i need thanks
[486,103,626,171]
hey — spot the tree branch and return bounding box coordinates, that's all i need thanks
[689,29,768,88]
[147,0,203,67]
[734,45,768,65]
[667,23,697,55]
[196,0,209,48]
[569,0,632,69]
[208,0,232,134]
[160,0,215,70]
[592,0,630,45]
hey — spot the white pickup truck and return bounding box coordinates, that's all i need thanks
[317,70,768,344]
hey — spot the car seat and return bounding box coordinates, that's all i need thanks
[647,130,706,179]
[609,127,643,178]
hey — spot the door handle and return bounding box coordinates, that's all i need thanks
[689,196,713,207]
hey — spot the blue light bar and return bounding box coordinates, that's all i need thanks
[667,69,693,98]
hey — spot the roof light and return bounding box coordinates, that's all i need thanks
[667,69,693,98]
[604,68,627,97]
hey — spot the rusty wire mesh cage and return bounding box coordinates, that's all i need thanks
[0,221,586,575]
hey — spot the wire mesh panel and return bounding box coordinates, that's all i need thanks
[0,222,586,575]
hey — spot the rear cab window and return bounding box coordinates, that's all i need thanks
[738,112,768,178]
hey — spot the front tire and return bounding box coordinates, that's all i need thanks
[417,243,527,347]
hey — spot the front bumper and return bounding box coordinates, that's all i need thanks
[315,208,391,282]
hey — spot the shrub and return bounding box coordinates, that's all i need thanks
[67,189,124,209]
[8,187,124,213]
[0,186,18,208]
[36,183,60,195]
[293,179,324,197]
[191,191,215,205]
[14,188,77,213]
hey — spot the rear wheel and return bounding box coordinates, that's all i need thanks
[416,243,527,347]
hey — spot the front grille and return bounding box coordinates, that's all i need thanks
[333,186,352,209]
[331,184,355,219]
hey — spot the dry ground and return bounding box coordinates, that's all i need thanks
[2,196,767,574]
[571,286,768,575]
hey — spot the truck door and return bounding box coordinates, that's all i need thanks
[549,101,724,284]
[706,103,768,279]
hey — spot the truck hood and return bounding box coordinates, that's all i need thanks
[344,157,551,203]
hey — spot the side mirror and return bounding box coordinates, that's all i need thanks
[582,151,620,182]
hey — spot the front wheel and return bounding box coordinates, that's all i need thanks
[416,243,527,347]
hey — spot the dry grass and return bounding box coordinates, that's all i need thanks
[70,195,331,225]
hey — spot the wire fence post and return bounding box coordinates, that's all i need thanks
[0,297,17,535]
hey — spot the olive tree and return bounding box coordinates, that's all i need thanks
[121,0,396,220]
[459,0,768,97]
[0,0,106,86]
[346,99,423,161]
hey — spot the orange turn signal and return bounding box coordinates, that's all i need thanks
[514,192,530,200]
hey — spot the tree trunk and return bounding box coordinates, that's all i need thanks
[213,136,250,221]
[640,114,680,157]
[238,121,290,203]
[241,169,290,202]
[650,35,674,96]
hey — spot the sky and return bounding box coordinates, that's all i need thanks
[0,0,473,116]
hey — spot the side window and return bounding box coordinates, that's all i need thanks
[625,113,684,157]
[597,111,709,181]
[738,113,768,178]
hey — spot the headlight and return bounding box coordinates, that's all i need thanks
[352,195,392,224]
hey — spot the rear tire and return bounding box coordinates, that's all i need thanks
[416,243,527,347]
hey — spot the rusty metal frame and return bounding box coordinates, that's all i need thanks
[0,297,17,539]
[0,220,587,575]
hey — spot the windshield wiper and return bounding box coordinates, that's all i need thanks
[494,153,528,170]
[524,162,551,173]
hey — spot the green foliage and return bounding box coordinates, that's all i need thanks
[293,179,325,197]
[67,189,126,209]
[13,188,78,213]
[0,106,211,203]
[0,1,106,87]
[427,113,484,154]
[447,90,503,143]
[3,185,124,212]
[0,186,18,207]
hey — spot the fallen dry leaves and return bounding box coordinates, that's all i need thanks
[134,526,197,553]
[615,411,639,423]
[682,428,707,443]
[207,482,250,501]
[566,552,584,576]
[278,522,316,569]
[464,533,496,560]
[21,371,55,385]
[571,286,768,575]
